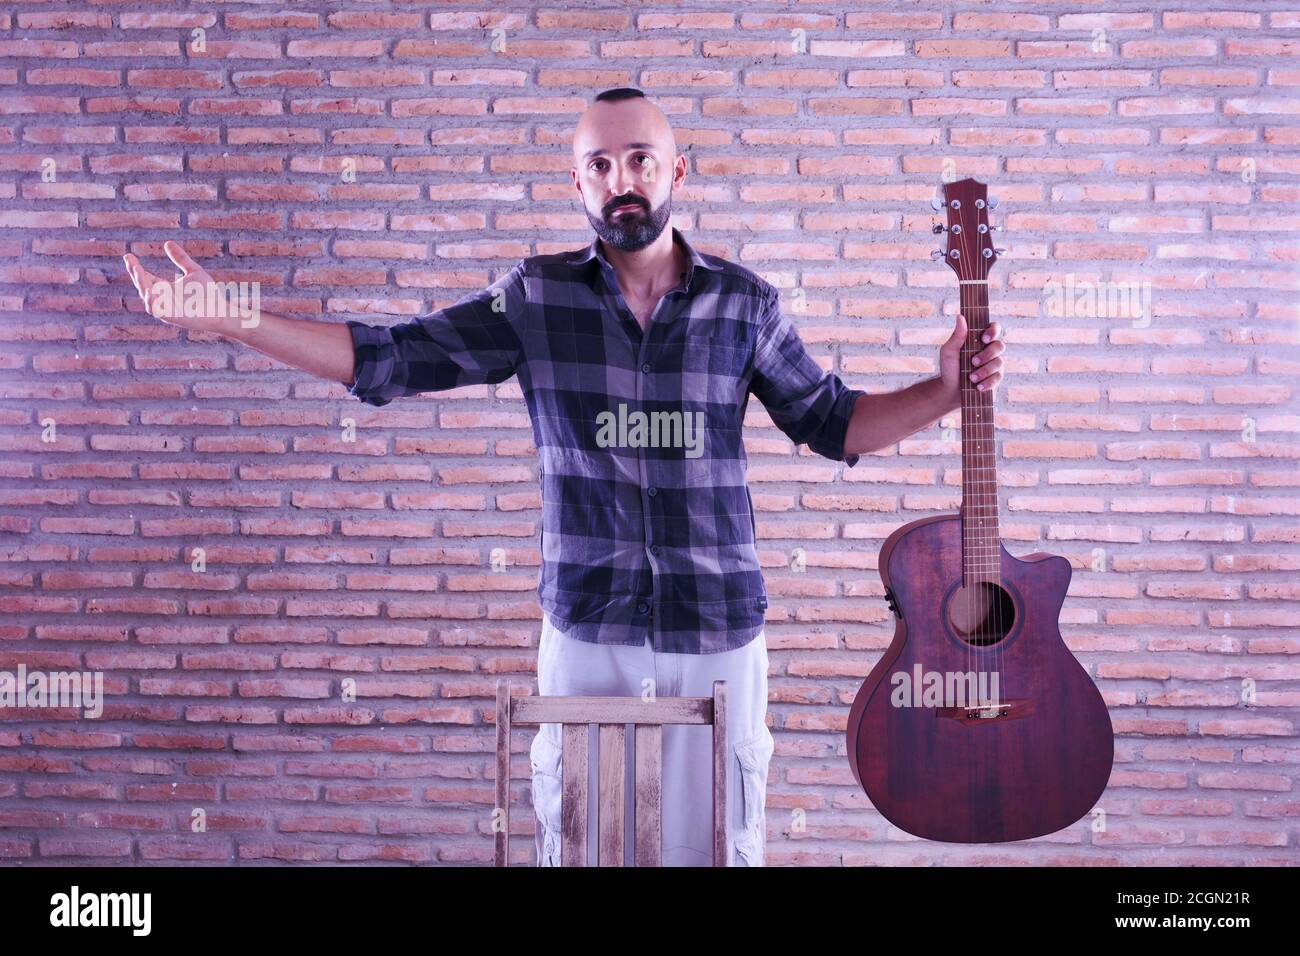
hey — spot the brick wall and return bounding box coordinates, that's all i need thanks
[1,2,1297,865]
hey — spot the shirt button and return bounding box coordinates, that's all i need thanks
[641,363,651,373]
[647,487,656,497]
[650,545,661,556]
[636,601,649,614]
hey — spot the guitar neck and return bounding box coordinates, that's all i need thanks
[959,279,1000,585]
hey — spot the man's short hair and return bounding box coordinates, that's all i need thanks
[593,87,646,105]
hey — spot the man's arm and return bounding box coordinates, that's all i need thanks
[124,242,358,386]
[124,241,529,404]
[843,310,1005,457]
[842,375,959,459]
[234,312,357,386]
[748,282,868,466]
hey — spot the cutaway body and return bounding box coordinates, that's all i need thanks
[846,514,1114,843]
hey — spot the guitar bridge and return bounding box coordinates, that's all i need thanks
[936,698,1033,724]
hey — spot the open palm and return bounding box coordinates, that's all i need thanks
[122,241,227,333]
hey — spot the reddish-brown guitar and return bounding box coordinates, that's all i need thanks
[846,178,1113,843]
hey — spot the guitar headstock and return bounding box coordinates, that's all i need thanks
[930,178,1003,281]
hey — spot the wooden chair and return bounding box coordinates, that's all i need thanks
[494,678,729,866]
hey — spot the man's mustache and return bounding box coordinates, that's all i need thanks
[607,198,647,215]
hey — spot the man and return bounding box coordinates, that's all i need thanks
[123,87,1006,867]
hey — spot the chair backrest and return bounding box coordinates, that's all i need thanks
[494,678,729,866]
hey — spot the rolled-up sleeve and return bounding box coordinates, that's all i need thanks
[345,260,528,407]
[748,282,866,467]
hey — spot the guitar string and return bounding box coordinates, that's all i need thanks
[975,200,1000,710]
[958,200,978,716]
[958,201,982,706]
[974,198,995,709]
[958,201,980,818]
[975,231,990,710]
[982,197,1003,711]
[958,194,999,712]
[952,196,970,713]
[955,197,971,714]
[982,198,1001,712]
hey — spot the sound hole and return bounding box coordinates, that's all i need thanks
[947,582,1015,647]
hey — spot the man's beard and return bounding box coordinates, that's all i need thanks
[585,192,672,252]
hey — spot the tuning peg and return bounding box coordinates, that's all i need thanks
[994,247,1005,255]
[987,195,1000,209]
[930,249,944,260]
[930,196,944,211]
[932,224,944,234]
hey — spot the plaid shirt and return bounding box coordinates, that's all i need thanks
[345,227,865,653]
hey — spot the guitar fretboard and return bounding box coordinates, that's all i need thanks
[959,280,1000,586]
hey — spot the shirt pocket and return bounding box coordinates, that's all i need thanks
[681,335,750,485]
[682,333,750,382]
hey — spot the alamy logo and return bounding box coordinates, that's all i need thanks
[890,664,1001,708]
[148,276,262,328]
[1042,274,1151,325]
[49,886,151,936]
[595,402,705,458]
[0,665,103,719]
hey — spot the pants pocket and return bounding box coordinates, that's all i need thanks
[732,723,774,866]
[529,728,564,866]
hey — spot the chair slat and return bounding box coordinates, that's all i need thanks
[597,724,625,866]
[634,723,662,867]
[514,695,711,725]
[494,681,511,867]
[560,723,588,867]
[712,681,727,867]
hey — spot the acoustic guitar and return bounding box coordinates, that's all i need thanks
[845,177,1114,843]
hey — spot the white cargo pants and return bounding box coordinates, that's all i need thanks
[529,611,773,866]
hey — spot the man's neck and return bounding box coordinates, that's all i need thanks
[600,230,687,300]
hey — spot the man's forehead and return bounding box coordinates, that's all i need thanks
[573,103,674,159]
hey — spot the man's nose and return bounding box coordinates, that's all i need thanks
[608,167,638,205]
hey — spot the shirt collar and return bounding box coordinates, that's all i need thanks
[576,225,722,291]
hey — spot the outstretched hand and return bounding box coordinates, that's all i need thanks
[122,241,231,334]
[940,313,1004,404]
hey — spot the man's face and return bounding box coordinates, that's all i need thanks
[573,101,679,252]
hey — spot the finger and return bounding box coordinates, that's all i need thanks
[124,254,158,288]
[982,322,1002,343]
[123,255,142,293]
[947,312,966,346]
[971,341,1004,366]
[163,240,199,276]
[135,267,163,298]
[125,258,164,308]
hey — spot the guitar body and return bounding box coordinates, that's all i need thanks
[846,514,1114,843]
